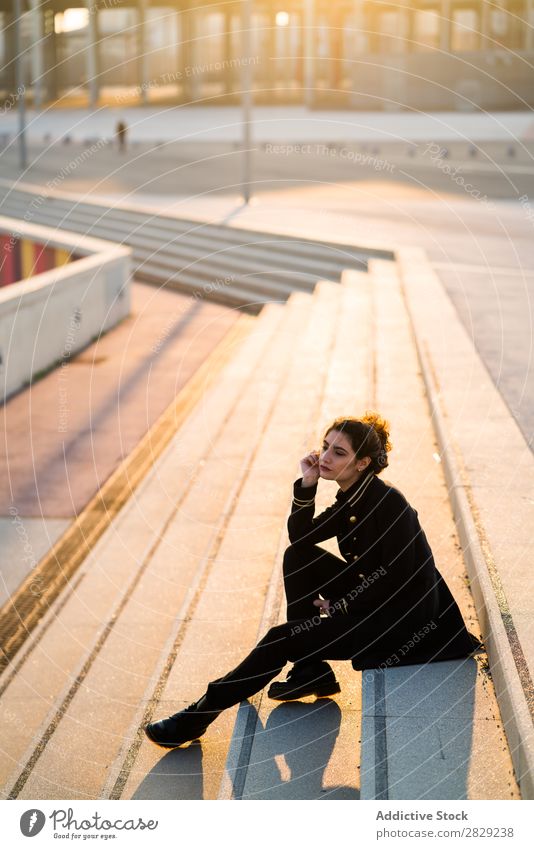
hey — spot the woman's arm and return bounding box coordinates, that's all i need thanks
[287,478,340,544]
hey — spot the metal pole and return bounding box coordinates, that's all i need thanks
[138,0,149,105]
[31,0,44,109]
[86,0,99,108]
[304,0,314,109]
[14,0,27,170]
[242,0,252,204]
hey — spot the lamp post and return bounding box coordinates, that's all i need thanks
[304,0,314,109]
[14,0,27,170]
[242,0,252,204]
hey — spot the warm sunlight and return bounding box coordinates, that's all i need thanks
[54,8,89,34]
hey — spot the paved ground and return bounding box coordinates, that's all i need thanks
[2,138,534,202]
[3,106,534,145]
[2,107,534,203]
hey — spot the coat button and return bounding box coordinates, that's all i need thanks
[349,516,357,523]
[358,573,365,578]
[353,554,359,560]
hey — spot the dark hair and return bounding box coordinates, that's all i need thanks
[323,411,392,475]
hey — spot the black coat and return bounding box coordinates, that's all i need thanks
[287,471,478,670]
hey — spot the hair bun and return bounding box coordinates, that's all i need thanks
[362,411,392,454]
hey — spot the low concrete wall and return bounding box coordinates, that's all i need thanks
[0,216,131,402]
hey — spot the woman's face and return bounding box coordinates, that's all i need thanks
[319,429,370,484]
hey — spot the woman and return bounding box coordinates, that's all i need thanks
[145,412,482,748]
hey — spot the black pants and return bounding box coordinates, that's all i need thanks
[204,544,362,710]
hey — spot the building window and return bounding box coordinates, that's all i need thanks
[451,8,481,51]
[413,8,440,51]
[376,10,406,54]
[490,3,526,49]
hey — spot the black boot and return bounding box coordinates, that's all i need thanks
[144,695,221,748]
[267,660,340,701]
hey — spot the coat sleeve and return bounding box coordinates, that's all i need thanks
[287,478,340,545]
[333,489,420,616]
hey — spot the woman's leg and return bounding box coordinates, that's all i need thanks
[282,543,356,620]
[205,614,358,710]
[146,549,360,747]
[145,614,358,747]
[275,543,357,689]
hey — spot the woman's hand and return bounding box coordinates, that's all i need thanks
[300,450,321,486]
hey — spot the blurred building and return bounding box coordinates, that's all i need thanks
[1,1,533,110]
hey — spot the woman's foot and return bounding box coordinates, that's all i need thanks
[144,696,221,748]
[267,661,341,701]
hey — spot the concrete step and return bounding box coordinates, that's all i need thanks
[135,260,308,303]
[109,281,344,800]
[130,245,339,289]
[0,197,354,308]
[359,259,519,800]
[225,271,374,799]
[6,202,363,278]
[2,285,344,799]
[2,196,360,275]
[16,295,313,800]
[0,299,285,797]
[0,198,347,296]
[0,185,375,264]
[0,195,295,309]
[0,248,520,801]
[0,208,303,310]
[0,183,375,308]
[0,188,371,269]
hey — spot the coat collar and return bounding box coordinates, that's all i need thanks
[335,469,376,508]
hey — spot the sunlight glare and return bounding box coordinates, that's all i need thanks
[54,8,89,34]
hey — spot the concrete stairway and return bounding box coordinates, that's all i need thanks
[0,181,390,311]
[359,260,515,800]
[0,260,519,800]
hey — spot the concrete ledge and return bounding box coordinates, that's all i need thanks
[397,245,534,799]
[0,216,131,401]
